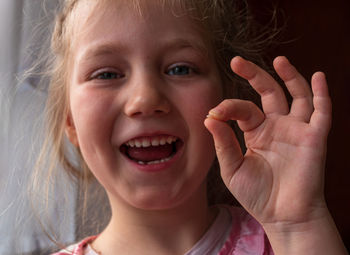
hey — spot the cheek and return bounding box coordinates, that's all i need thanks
[70,89,117,151]
[180,81,222,166]
[180,81,222,124]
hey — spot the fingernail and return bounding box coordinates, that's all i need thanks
[207,108,224,120]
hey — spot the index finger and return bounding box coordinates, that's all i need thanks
[231,56,289,116]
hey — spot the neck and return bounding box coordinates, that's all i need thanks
[92,185,217,255]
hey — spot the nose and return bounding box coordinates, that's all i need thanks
[124,73,171,118]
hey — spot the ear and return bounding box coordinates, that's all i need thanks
[65,113,79,147]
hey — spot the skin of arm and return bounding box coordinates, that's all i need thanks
[204,56,348,254]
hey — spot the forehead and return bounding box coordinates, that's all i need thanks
[71,0,196,22]
[68,0,210,55]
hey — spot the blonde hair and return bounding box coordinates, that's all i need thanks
[32,0,279,246]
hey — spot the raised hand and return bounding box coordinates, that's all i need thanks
[204,56,332,227]
[204,56,350,254]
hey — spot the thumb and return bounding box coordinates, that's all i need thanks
[204,117,243,184]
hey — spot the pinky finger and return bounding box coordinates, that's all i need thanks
[309,72,332,134]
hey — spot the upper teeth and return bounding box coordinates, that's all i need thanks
[125,136,177,148]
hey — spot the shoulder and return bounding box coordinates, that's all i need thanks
[50,236,98,255]
[219,206,274,255]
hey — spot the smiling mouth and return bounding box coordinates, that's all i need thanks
[120,135,183,165]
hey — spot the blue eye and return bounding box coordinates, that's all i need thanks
[167,65,193,76]
[95,72,122,80]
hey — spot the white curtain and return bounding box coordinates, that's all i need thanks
[0,1,76,254]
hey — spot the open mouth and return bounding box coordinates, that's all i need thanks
[120,135,183,165]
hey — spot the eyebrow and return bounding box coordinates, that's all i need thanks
[165,38,209,57]
[77,37,210,63]
[77,44,127,63]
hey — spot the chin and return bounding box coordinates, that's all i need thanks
[127,190,186,211]
[125,180,207,212]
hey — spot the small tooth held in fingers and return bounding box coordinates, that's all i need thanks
[206,111,224,121]
[207,114,222,121]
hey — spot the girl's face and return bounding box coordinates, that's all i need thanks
[66,1,223,211]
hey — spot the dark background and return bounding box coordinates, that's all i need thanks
[249,0,350,250]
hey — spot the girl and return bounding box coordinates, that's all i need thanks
[34,0,347,254]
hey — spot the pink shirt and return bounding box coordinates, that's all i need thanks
[52,206,273,255]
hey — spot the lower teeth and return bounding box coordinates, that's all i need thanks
[137,155,173,165]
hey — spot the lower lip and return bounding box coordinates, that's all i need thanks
[123,144,184,173]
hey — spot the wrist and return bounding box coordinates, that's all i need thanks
[262,209,348,255]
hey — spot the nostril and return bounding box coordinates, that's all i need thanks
[128,109,167,117]
[125,105,170,117]
[155,109,165,114]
